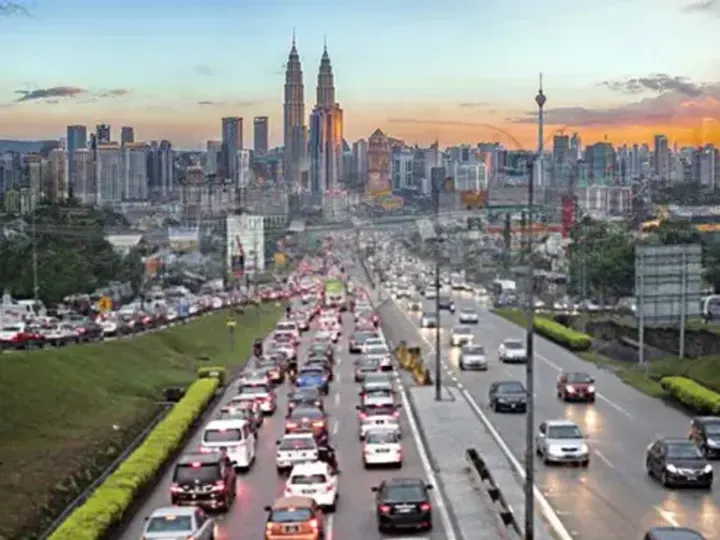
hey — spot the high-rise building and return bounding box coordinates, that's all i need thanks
[206,140,222,175]
[221,117,243,182]
[96,124,111,144]
[391,148,414,191]
[654,134,670,179]
[366,129,391,195]
[66,125,87,195]
[236,149,251,188]
[122,142,149,200]
[121,126,135,145]
[73,148,95,205]
[148,140,175,198]
[283,34,307,188]
[47,148,68,203]
[351,139,368,190]
[253,116,269,155]
[96,143,122,204]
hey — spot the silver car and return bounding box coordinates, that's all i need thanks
[458,309,479,324]
[535,420,590,466]
[142,506,214,539]
[459,345,487,370]
[450,325,474,347]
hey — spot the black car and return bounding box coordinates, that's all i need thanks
[170,450,237,511]
[256,358,284,384]
[372,477,433,532]
[643,527,706,540]
[489,380,527,413]
[645,438,713,488]
[437,297,455,313]
[288,388,324,411]
[689,416,720,458]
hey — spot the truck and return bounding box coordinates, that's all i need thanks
[324,279,347,311]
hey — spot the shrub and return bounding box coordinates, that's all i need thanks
[49,377,219,540]
[661,376,720,414]
[494,309,592,351]
[197,366,228,386]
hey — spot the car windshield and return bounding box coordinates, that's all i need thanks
[292,388,320,399]
[204,428,243,442]
[239,386,268,396]
[365,389,391,397]
[290,407,323,419]
[364,373,391,383]
[666,443,703,459]
[366,430,399,444]
[384,484,426,502]
[269,508,313,523]
[504,341,524,349]
[290,473,327,484]
[547,425,583,439]
[366,345,388,354]
[497,382,525,394]
[299,368,324,377]
[464,346,485,354]
[566,373,592,383]
[461,311,476,316]
[359,358,379,368]
[705,423,720,436]
[173,463,220,483]
[454,326,470,333]
[279,437,316,451]
[146,515,193,533]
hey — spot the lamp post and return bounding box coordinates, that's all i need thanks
[433,179,442,401]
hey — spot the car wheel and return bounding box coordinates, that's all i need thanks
[661,471,670,487]
[459,363,465,371]
[581,460,589,468]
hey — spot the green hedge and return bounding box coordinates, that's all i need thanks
[197,366,228,386]
[49,377,219,540]
[661,376,720,414]
[493,308,592,351]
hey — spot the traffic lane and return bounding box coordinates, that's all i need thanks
[442,298,720,538]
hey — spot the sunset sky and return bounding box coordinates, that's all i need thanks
[0,0,719,150]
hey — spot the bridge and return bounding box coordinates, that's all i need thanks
[288,210,481,234]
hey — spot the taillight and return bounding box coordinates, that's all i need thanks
[312,421,325,427]
[286,422,298,429]
[170,483,182,492]
[213,480,225,490]
[308,518,319,531]
[359,413,367,419]
[393,411,399,418]
[420,502,431,512]
[379,504,392,513]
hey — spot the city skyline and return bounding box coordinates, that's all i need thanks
[1,0,719,149]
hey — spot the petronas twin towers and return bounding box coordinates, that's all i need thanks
[283,34,344,198]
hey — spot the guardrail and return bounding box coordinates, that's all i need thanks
[466,448,522,537]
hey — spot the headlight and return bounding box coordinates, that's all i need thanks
[565,385,575,392]
[666,464,678,473]
[579,444,589,453]
[587,385,596,393]
[703,464,713,473]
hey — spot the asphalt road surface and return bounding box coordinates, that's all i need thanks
[117,300,446,540]
[393,290,719,540]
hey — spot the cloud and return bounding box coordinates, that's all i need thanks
[0,1,30,16]
[96,88,129,98]
[458,102,491,109]
[508,77,720,127]
[601,73,704,97]
[197,100,216,105]
[193,65,214,76]
[683,0,720,15]
[196,99,259,107]
[14,86,85,102]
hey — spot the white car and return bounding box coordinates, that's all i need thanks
[318,319,341,342]
[273,342,297,360]
[284,461,339,510]
[359,413,401,440]
[450,326,474,347]
[236,385,276,414]
[420,312,438,328]
[424,288,437,299]
[499,339,528,363]
[143,507,214,540]
[458,309,479,324]
[364,344,393,371]
[201,418,256,470]
[535,419,590,466]
[275,433,319,473]
[363,428,403,467]
[360,388,395,408]
[239,371,270,387]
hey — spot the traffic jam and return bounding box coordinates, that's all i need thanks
[137,249,438,540]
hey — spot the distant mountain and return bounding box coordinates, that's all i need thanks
[0,140,57,153]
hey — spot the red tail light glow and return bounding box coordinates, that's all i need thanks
[312,421,325,427]
[359,413,367,419]
[420,502,431,512]
[286,422,298,428]
[213,481,225,490]
[379,504,392,513]
[308,518,319,531]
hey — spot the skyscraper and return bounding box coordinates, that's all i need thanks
[121,126,135,145]
[96,124,111,144]
[221,117,243,183]
[66,125,87,195]
[283,33,307,189]
[254,116,269,155]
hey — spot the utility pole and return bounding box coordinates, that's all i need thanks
[434,181,442,401]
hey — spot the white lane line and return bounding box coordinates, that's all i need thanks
[332,420,339,435]
[655,507,680,527]
[397,376,458,540]
[334,392,340,407]
[594,450,615,470]
[327,514,334,539]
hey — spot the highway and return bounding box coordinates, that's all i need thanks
[393,291,719,540]
[117,294,447,539]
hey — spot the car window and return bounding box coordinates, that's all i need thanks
[384,484,426,501]
[279,437,316,450]
[504,341,523,349]
[566,373,592,383]
[173,463,220,483]
[146,515,193,533]
[464,346,485,354]
[290,407,323,419]
[204,428,244,443]
[704,422,720,436]
[290,474,327,484]
[270,508,313,523]
[547,425,582,439]
[666,443,703,459]
[366,430,399,444]
[497,382,525,393]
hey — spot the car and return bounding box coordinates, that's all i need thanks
[285,406,329,441]
[284,461,339,511]
[274,330,299,348]
[263,496,326,540]
[169,450,237,510]
[239,370,271,388]
[296,366,330,395]
[420,311,438,328]
[276,433,320,473]
[364,428,403,468]
[201,418,257,470]
[360,387,395,408]
[535,420,590,466]
[645,437,713,488]
[450,325,474,347]
[642,527,707,540]
[349,331,373,353]
[364,343,393,371]
[408,297,422,311]
[358,408,401,440]
[354,357,380,382]
[255,358,285,384]
[689,416,720,458]
[276,320,301,339]
[237,384,277,414]
[556,371,596,402]
[372,477,433,533]
[218,401,263,431]
[317,319,341,342]
[290,311,311,331]
[361,378,395,397]
[288,387,324,411]
[498,338,527,363]
[459,344,487,370]
[458,309,478,324]
[308,341,334,362]
[489,380,527,412]
[438,297,455,313]
[143,506,215,540]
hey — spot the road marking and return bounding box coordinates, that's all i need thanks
[336,372,342,383]
[397,369,458,540]
[334,392,340,406]
[327,514,334,539]
[332,420,339,435]
[655,507,680,527]
[593,450,615,469]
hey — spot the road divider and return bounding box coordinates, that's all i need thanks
[197,365,228,386]
[493,308,592,351]
[48,377,220,540]
[466,448,522,538]
[394,341,433,385]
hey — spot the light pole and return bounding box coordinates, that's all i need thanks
[433,180,442,401]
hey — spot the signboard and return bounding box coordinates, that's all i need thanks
[461,190,487,209]
[634,244,703,326]
[274,252,287,267]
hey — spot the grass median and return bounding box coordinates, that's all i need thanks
[0,304,284,540]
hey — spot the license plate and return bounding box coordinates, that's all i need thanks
[302,489,315,494]
[687,475,697,480]
[285,525,298,533]
[376,448,390,453]
[396,507,413,513]
[376,420,385,424]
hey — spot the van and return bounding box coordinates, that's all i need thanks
[201,419,256,470]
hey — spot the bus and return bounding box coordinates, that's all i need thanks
[324,279,347,311]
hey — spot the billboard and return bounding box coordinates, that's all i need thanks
[226,215,265,279]
[461,190,488,209]
[168,227,199,253]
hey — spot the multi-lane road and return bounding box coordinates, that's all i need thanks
[117,295,448,539]
[391,290,719,540]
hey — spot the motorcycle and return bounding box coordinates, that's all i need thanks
[288,365,298,384]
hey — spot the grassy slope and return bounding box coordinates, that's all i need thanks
[0,305,283,539]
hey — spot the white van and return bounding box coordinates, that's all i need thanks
[201,419,256,470]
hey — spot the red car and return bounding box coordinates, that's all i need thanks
[556,371,596,402]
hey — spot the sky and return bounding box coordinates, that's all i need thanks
[0,0,719,150]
